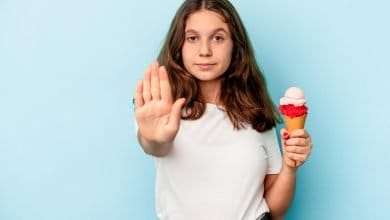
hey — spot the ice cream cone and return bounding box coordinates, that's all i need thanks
[279,87,309,168]
[284,114,307,131]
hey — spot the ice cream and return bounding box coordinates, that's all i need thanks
[279,87,308,131]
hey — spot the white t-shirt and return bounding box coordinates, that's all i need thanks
[150,103,282,220]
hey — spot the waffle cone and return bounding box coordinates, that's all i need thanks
[284,114,307,131]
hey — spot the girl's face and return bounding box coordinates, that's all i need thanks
[182,10,233,84]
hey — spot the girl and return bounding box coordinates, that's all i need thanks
[134,0,313,219]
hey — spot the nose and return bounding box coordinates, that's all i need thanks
[199,40,212,57]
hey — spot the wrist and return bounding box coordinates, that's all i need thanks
[281,164,297,176]
[137,131,173,157]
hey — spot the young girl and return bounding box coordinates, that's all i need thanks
[134,0,312,219]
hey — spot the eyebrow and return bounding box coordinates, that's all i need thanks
[185,28,229,35]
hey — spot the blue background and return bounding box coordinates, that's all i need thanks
[1,0,389,219]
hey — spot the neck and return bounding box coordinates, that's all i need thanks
[199,79,222,105]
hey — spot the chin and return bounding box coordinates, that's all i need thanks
[194,74,224,82]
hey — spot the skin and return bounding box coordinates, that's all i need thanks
[181,10,233,104]
[135,9,313,219]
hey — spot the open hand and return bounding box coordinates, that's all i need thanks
[135,61,186,145]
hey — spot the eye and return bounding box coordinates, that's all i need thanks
[186,35,198,42]
[213,35,224,42]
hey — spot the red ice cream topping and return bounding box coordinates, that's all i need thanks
[279,104,308,117]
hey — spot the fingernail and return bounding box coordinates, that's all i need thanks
[283,131,290,139]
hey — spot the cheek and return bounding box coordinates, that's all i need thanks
[181,46,192,65]
[221,47,233,68]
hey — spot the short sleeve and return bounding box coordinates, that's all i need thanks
[262,127,282,174]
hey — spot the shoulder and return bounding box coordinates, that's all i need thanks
[257,127,278,143]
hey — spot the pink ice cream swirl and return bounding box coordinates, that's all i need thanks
[279,87,308,117]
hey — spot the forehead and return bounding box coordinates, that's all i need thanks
[185,9,229,32]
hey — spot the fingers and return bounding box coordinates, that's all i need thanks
[167,98,186,128]
[281,128,313,168]
[150,61,161,100]
[284,152,308,163]
[284,145,311,154]
[135,80,144,109]
[283,133,312,155]
[141,61,172,104]
[288,129,310,139]
[280,128,290,140]
[280,128,312,147]
[143,65,152,103]
[285,137,312,147]
[159,66,173,104]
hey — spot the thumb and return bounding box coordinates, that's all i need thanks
[168,98,186,128]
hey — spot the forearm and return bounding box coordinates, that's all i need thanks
[137,131,172,157]
[265,165,297,219]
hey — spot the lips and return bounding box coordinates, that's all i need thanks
[195,63,216,70]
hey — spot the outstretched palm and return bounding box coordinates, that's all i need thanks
[135,61,185,145]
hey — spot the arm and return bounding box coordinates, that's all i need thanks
[264,128,312,219]
[264,168,296,220]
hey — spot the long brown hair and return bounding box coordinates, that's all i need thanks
[157,0,281,132]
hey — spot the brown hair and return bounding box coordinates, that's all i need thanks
[157,0,281,132]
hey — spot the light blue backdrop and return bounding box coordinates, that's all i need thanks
[1,0,389,219]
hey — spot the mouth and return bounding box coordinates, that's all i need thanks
[195,63,216,70]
